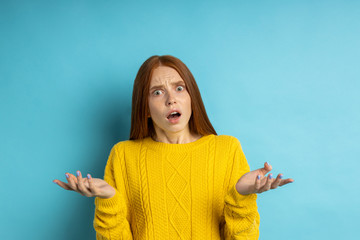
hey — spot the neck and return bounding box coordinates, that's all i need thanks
[153,128,201,144]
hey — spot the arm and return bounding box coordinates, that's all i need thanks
[94,144,133,240]
[53,144,133,239]
[222,139,295,239]
[223,139,260,240]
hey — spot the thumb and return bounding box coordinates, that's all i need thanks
[258,162,272,175]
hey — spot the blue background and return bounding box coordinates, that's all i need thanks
[1,0,359,239]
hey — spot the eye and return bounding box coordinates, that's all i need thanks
[153,90,163,96]
[176,86,184,91]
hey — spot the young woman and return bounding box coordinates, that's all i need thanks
[53,55,294,240]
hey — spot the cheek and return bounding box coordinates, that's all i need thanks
[148,98,161,117]
[148,105,155,118]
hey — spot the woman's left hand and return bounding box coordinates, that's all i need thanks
[235,162,294,195]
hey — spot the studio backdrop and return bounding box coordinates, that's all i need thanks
[0,0,359,239]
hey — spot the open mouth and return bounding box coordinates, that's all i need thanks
[167,111,181,119]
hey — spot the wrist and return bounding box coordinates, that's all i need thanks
[99,187,116,199]
[235,181,252,195]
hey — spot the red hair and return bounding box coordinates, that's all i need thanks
[130,55,217,140]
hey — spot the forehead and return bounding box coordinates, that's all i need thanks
[150,66,184,86]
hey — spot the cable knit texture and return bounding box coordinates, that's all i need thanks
[94,134,260,239]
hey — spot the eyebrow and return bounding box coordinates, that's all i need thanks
[149,81,185,91]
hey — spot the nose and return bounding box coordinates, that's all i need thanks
[166,92,176,106]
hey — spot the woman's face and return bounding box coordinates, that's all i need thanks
[148,66,192,137]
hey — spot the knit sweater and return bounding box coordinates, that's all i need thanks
[94,134,260,240]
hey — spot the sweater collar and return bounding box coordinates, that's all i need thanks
[142,134,215,151]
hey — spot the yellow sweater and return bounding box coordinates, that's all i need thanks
[94,134,260,240]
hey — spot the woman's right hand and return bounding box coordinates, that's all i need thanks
[53,171,115,199]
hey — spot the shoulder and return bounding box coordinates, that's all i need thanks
[209,135,243,155]
[111,138,146,153]
[213,134,241,147]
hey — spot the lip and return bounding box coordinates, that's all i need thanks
[166,109,182,119]
[166,108,182,124]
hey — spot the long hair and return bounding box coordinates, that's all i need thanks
[129,55,217,140]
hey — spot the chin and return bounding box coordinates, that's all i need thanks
[166,124,188,133]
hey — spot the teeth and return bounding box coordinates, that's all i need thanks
[171,112,178,115]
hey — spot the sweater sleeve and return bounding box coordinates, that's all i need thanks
[94,143,133,240]
[223,138,260,240]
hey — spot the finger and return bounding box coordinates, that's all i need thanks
[270,174,283,189]
[279,178,294,187]
[254,175,261,192]
[258,162,272,176]
[66,173,78,190]
[87,174,98,197]
[76,171,92,197]
[53,180,73,190]
[259,173,274,193]
[256,174,268,191]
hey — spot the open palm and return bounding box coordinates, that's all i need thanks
[53,171,115,199]
[236,162,294,195]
